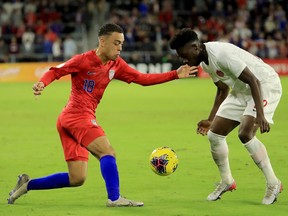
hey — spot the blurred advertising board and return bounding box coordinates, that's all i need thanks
[0,62,68,82]
[0,59,287,82]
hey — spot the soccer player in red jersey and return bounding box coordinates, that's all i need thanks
[7,23,197,207]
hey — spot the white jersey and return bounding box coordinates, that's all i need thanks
[200,42,278,94]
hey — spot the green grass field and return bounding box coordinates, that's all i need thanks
[0,77,287,216]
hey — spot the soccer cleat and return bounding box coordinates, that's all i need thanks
[7,174,30,204]
[106,196,144,207]
[262,180,283,205]
[207,180,237,201]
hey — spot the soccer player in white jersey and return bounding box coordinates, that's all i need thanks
[169,28,283,205]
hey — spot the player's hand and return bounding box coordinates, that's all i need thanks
[255,115,270,133]
[176,65,198,78]
[32,81,45,96]
[197,119,211,136]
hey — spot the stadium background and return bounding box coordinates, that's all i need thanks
[0,0,287,81]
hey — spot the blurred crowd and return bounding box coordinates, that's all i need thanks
[0,0,287,63]
[0,0,89,62]
[108,0,288,62]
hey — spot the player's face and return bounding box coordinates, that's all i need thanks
[102,32,124,61]
[176,41,204,66]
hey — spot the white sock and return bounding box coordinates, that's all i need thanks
[243,137,278,185]
[207,130,234,184]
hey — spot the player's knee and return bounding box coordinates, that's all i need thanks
[207,130,225,146]
[69,175,86,187]
[207,130,215,143]
[110,149,116,158]
[238,131,254,144]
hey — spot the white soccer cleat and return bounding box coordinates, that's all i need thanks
[262,179,283,205]
[207,180,237,201]
[7,174,30,204]
[106,196,144,207]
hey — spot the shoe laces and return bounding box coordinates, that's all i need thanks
[265,185,278,198]
[213,182,227,194]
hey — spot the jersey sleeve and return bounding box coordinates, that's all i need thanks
[40,54,84,86]
[114,58,178,86]
[200,63,220,83]
[217,50,246,78]
[209,71,220,83]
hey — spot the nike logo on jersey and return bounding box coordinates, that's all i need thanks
[87,71,96,75]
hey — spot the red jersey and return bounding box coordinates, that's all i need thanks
[40,50,178,116]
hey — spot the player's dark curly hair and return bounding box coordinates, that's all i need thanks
[169,28,199,50]
[98,23,123,36]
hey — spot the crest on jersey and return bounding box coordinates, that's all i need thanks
[109,70,115,80]
[216,70,224,77]
[91,119,98,126]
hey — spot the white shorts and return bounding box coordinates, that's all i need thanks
[216,77,282,124]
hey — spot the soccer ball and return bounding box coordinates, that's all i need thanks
[149,147,178,176]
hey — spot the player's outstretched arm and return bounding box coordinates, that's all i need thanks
[32,81,45,96]
[176,65,198,78]
[32,68,59,96]
[115,60,198,86]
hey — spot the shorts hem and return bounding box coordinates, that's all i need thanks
[66,156,89,162]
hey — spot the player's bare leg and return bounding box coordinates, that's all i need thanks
[86,136,144,207]
[67,160,87,186]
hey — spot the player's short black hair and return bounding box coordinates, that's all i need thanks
[98,23,123,37]
[169,28,199,50]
